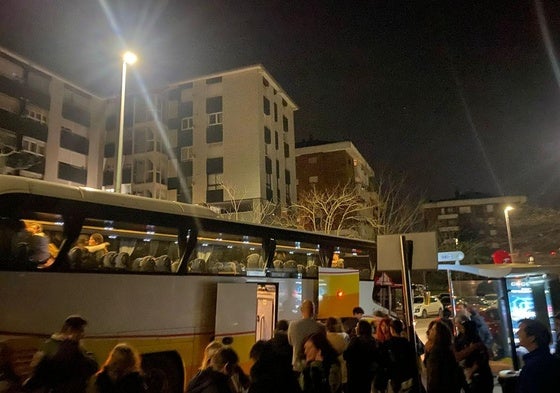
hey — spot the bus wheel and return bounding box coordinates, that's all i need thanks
[142,352,184,393]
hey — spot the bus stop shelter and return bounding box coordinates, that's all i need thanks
[438,262,560,370]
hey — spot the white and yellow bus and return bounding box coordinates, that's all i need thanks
[0,175,377,393]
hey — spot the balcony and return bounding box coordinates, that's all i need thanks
[0,108,48,142]
[62,102,90,127]
[0,74,50,109]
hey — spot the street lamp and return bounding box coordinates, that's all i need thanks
[504,205,514,260]
[115,51,137,193]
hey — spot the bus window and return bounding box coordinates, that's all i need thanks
[188,230,263,275]
[274,239,320,278]
[66,216,179,273]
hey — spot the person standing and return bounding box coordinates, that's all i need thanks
[453,317,493,393]
[553,312,560,358]
[300,332,341,393]
[25,315,98,393]
[325,317,348,392]
[91,343,146,393]
[187,347,241,393]
[268,320,293,369]
[288,300,326,373]
[516,318,560,393]
[344,320,378,393]
[386,319,419,393]
[424,320,462,393]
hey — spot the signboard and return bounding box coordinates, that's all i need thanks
[375,272,394,286]
[377,232,438,271]
[437,251,465,263]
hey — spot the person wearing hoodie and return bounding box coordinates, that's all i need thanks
[25,315,98,393]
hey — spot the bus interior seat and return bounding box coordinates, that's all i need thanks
[306,265,318,277]
[114,252,131,269]
[102,251,119,268]
[246,253,263,269]
[171,260,181,273]
[273,259,284,269]
[139,256,156,272]
[284,260,297,269]
[154,255,171,272]
[189,258,206,273]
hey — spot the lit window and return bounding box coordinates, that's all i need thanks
[309,176,318,183]
[208,112,222,125]
[181,117,193,130]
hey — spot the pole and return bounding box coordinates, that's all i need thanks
[504,208,514,257]
[115,60,127,194]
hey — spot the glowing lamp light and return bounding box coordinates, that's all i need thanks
[336,289,344,298]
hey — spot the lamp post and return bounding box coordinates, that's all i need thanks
[115,51,137,193]
[504,205,514,260]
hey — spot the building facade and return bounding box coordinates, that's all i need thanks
[295,140,377,238]
[0,47,298,220]
[422,194,528,255]
[0,47,107,187]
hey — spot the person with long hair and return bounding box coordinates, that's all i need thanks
[424,320,462,393]
[373,318,391,393]
[454,316,493,393]
[92,343,146,393]
[187,347,242,393]
[300,332,341,393]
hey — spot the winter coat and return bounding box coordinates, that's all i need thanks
[186,369,233,393]
[93,370,146,393]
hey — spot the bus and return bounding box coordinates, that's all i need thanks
[0,175,377,393]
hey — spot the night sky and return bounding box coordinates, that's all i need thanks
[1,1,560,207]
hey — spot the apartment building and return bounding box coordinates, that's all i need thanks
[0,47,107,186]
[295,140,377,237]
[422,193,527,251]
[0,46,298,219]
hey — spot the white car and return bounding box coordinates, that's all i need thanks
[413,296,443,318]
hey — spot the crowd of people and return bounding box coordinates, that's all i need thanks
[2,302,560,393]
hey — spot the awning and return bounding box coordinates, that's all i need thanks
[437,262,560,278]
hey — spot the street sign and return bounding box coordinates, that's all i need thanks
[375,272,394,286]
[437,251,465,263]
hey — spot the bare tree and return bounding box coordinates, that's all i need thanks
[213,181,279,224]
[368,168,424,236]
[0,142,42,174]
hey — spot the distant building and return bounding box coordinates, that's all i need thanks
[0,46,298,220]
[295,140,376,237]
[0,46,107,186]
[422,193,528,253]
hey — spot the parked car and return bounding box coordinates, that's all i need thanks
[413,295,443,318]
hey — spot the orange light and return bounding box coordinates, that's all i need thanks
[336,289,344,298]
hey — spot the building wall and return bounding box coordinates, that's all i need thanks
[422,195,528,250]
[0,47,106,187]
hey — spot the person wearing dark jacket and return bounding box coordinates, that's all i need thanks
[516,318,560,393]
[92,343,146,393]
[187,347,240,393]
[248,340,301,393]
[343,320,378,393]
[25,315,98,393]
[424,320,462,393]
[386,319,418,393]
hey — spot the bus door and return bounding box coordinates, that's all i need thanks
[215,283,258,362]
[256,284,277,341]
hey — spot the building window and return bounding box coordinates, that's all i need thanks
[309,176,318,183]
[0,129,16,151]
[275,131,279,150]
[181,147,194,161]
[22,137,46,156]
[264,127,271,144]
[262,77,269,87]
[274,103,278,122]
[25,108,47,124]
[208,112,222,125]
[487,217,496,225]
[206,76,222,84]
[284,142,289,158]
[263,97,271,115]
[179,129,193,147]
[207,125,223,143]
[283,116,289,132]
[486,205,494,213]
[490,229,497,236]
[181,117,193,130]
[459,206,472,214]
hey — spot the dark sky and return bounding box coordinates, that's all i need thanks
[1,0,560,207]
